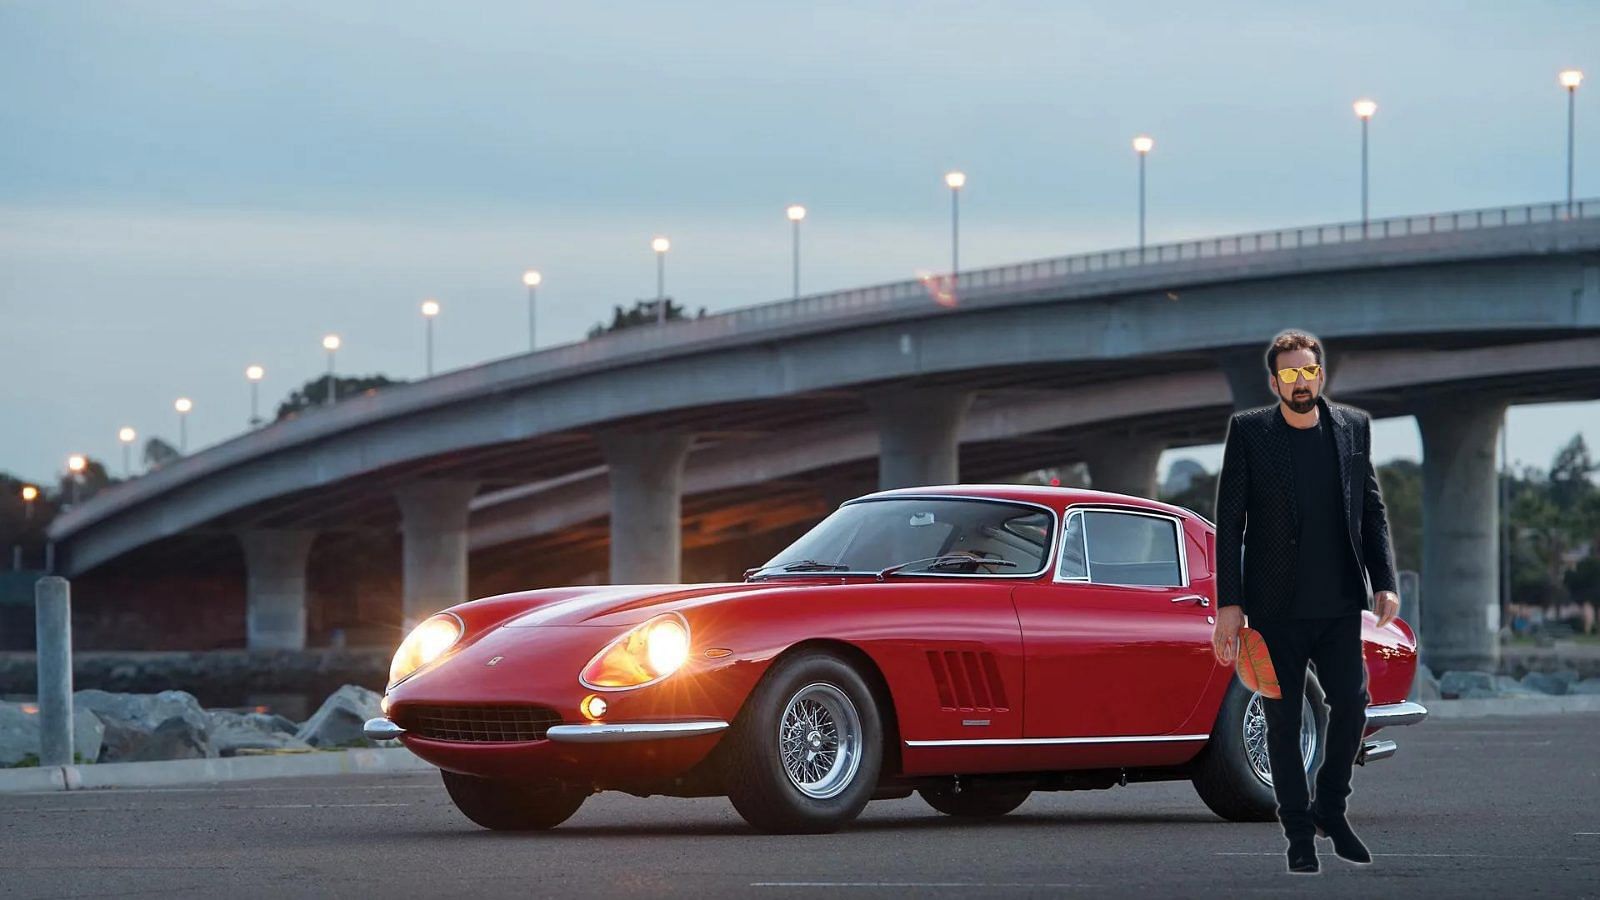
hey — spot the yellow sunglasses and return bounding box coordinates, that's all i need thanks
[1276,364,1323,384]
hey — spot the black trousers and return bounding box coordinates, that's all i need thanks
[1250,613,1370,841]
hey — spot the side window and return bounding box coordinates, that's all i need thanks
[1083,511,1183,587]
[1057,512,1087,579]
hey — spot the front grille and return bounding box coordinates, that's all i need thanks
[396,704,563,742]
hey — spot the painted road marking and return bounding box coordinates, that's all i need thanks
[1217,852,1597,862]
[19,802,411,813]
[753,883,1100,890]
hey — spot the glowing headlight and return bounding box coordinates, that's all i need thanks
[389,613,463,687]
[580,613,692,690]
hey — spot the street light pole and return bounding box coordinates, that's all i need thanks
[245,365,265,427]
[651,237,671,324]
[421,299,440,377]
[174,398,192,453]
[66,455,86,506]
[117,427,136,477]
[1561,69,1584,214]
[522,270,542,351]
[322,334,341,404]
[944,172,965,278]
[1132,136,1154,252]
[786,205,806,300]
[1354,99,1377,234]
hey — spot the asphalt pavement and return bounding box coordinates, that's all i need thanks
[2,712,1597,899]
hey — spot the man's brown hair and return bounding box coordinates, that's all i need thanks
[1264,330,1325,375]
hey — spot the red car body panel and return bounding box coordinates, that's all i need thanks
[385,485,1420,785]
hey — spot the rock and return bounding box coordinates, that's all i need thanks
[295,684,383,748]
[74,689,215,762]
[1519,672,1569,695]
[0,702,106,766]
[1570,678,1600,695]
[1409,663,1440,701]
[208,711,312,757]
[1437,670,1495,699]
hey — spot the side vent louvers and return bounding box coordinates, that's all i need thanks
[925,650,1009,712]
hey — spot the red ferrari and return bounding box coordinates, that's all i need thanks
[367,485,1426,834]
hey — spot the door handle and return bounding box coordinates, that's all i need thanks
[1170,594,1211,607]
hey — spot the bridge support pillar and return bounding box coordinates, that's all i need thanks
[1079,434,1167,499]
[1220,349,1273,411]
[397,481,480,629]
[240,530,316,650]
[1417,395,1508,674]
[599,431,693,584]
[871,388,973,490]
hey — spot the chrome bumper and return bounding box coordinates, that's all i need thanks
[1365,700,1429,729]
[363,717,406,741]
[546,721,730,743]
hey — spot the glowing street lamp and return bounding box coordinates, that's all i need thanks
[245,365,266,427]
[420,299,441,377]
[66,454,87,505]
[174,397,193,452]
[20,484,38,521]
[944,171,966,277]
[1560,69,1584,213]
[786,204,806,300]
[1353,99,1378,232]
[322,334,341,404]
[118,426,137,477]
[651,236,671,324]
[1132,136,1154,251]
[522,269,542,351]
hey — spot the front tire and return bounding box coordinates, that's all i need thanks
[723,651,884,834]
[1191,673,1327,822]
[441,770,587,831]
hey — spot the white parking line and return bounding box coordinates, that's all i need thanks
[753,884,1100,890]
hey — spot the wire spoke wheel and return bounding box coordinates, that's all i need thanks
[777,682,863,800]
[1243,692,1318,787]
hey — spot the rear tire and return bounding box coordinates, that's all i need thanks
[441,770,587,831]
[919,782,1031,818]
[723,650,883,834]
[1191,673,1327,822]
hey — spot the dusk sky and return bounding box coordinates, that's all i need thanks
[3,1,1596,485]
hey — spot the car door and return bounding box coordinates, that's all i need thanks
[1012,505,1217,739]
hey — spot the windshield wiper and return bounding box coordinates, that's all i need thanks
[876,555,1019,580]
[744,559,852,580]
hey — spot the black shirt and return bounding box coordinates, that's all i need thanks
[1285,413,1364,619]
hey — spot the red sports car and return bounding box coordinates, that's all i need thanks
[367,485,1427,834]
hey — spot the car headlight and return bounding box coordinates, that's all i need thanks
[580,613,691,690]
[389,613,463,688]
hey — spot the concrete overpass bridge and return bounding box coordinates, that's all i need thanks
[47,200,1600,672]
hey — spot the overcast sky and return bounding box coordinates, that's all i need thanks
[2,1,1596,485]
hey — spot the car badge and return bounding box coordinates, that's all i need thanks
[486,656,504,667]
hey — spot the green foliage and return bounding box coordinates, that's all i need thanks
[1162,470,1219,522]
[276,374,407,421]
[1376,459,1422,573]
[586,298,705,338]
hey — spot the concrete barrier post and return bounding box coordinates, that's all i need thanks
[34,576,74,766]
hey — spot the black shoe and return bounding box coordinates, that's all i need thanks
[1313,811,1373,864]
[1286,837,1320,874]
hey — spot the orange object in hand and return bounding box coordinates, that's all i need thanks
[1235,627,1281,699]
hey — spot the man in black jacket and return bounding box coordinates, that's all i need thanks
[1211,330,1400,874]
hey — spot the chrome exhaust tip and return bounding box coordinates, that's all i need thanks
[1357,738,1397,765]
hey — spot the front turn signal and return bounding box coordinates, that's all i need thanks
[580,613,691,690]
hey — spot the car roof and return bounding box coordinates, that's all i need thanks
[851,483,1200,522]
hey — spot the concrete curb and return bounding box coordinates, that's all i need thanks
[1425,694,1600,718]
[0,747,434,794]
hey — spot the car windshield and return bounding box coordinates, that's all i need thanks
[756,498,1053,577]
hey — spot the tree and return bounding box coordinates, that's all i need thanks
[587,298,706,338]
[1161,470,1219,522]
[276,374,406,421]
[144,437,181,470]
[58,457,115,506]
[1376,460,1422,574]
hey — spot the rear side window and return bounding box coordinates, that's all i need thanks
[1082,511,1184,587]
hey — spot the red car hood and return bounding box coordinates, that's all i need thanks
[492,581,807,627]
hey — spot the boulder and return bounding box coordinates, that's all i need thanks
[1493,674,1539,696]
[1519,671,1569,695]
[0,702,105,767]
[1437,670,1495,699]
[208,711,312,756]
[295,684,384,748]
[1409,663,1441,701]
[74,689,215,762]
[1570,677,1600,695]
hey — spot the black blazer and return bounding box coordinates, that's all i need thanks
[1214,395,1398,622]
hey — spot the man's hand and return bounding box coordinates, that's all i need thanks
[1374,590,1400,629]
[1212,605,1245,666]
